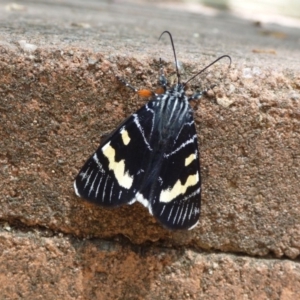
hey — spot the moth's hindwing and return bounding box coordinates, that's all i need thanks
[138,106,201,230]
[74,102,155,207]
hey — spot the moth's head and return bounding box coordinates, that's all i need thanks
[170,83,186,98]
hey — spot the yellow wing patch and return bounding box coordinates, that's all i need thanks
[159,172,199,203]
[120,128,131,145]
[185,153,196,167]
[102,142,133,189]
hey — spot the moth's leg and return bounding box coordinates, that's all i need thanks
[115,76,154,98]
[156,58,167,94]
[188,84,216,102]
[116,58,168,97]
[115,76,138,92]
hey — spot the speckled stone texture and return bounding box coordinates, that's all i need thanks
[0,0,300,299]
[1,231,300,299]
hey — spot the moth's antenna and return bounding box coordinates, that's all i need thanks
[184,55,231,86]
[159,31,181,83]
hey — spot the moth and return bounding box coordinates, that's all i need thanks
[74,31,231,230]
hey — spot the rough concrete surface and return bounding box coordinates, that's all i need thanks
[0,0,300,299]
[1,231,300,300]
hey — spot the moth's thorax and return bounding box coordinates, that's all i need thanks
[168,83,186,99]
[152,83,191,144]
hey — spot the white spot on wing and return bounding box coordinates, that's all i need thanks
[160,205,166,216]
[136,192,152,215]
[89,172,99,196]
[173,206,181,224]
[182,188,200,203]
[93,153,105,173]
[73,181,80,197]
[80,167,90,180]
[109,182,114,202]
[165,134,197,158]
[158,177,163,186]
[168,97,179,124]
[145,104,155,138]
[84,169,94,189]
[173,120,194,145]
[182,203,189,225]
[188,220,199,230]
[188,202,194,221]
[137,169,144,175]
[177,206,184,224]
[133,114,153,151]
[167,206,174,221]
[128,197,137,205]
[102,176,109,201]
[95,177,103,198]
[194,207,200,215]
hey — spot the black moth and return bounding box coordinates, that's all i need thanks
[74,31,231,230]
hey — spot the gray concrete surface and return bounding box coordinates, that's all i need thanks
[1,0,299,69]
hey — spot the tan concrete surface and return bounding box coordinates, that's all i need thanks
[0,0,299,299]
[1,230,299,299]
